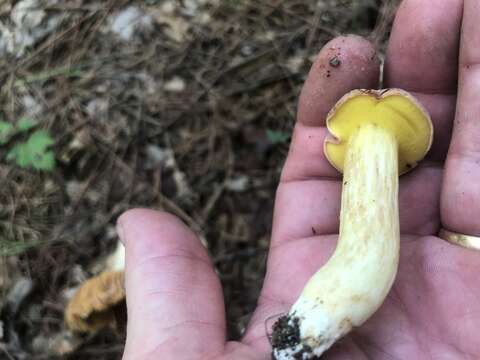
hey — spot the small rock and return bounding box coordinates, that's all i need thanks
[164,76,186,92]
[66,180,83,201]
[240,44,255,57]
[86,98,109,119]
[259,30,276,41]
[286,56,304,73]
[173,169,193,200]
[109,6,153,41]
[22,95,43,117]
[160,1,176,14]
[11,0,45,29]
[225,176,250,192]
[1,0,63,57]
[145,145,173,168]
[195,12,211,25]
[183,0,199,16]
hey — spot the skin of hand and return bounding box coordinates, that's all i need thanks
[118,1,480,359]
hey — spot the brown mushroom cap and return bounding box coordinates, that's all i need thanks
[65,271,125,333]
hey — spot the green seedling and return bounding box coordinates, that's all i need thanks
[0,119,56,171]
[266,129,290,145]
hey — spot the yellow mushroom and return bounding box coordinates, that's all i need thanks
[271,89,433,359]
[65,241,126,333]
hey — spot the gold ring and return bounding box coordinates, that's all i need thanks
[438,228,480,251]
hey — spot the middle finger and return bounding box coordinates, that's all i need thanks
[384,0,462,161]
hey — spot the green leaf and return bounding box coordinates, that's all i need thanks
[266,129,290,145]
[34,151,55,171]
[17,118,37,132]
[6,130,56,171]
[0,120,14,145]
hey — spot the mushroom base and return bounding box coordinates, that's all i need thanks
[271,297,349,359]
[271,312,321,360]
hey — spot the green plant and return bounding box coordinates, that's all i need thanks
[266,129,290,145]
[0,118,56,171]
[0,121,14,145]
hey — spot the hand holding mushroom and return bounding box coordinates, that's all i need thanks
[270,89,433,358]
[68,2,480,359]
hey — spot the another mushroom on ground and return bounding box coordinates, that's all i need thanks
[65,241,126,333]
[271,89,433,359]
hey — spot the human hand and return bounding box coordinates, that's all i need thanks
[118,1,480,359]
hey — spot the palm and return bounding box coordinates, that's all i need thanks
[243,152,480,359]
[250,235,480,359]
[120,1,480,359]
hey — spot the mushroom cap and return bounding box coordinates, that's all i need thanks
[324,89,433,175]
[65,271,125,333]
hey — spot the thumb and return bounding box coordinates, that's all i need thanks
[117,209,226,360]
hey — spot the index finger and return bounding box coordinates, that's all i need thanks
[281,35,380,182]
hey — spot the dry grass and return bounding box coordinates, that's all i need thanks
[0,0,397,358]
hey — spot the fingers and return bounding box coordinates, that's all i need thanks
[297,35,380,127]
[384,0,462,161]
[385,0,461,92]
[117,209,225,359]
[281,35,380,182]
[441,0,480,236]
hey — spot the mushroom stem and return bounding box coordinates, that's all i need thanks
[272,123,400,359]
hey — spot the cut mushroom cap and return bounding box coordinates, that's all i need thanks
[65,241,126,333]
[325,89,433,174]
[271,89,433,359]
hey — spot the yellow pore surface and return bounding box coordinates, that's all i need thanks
[324,89,433,175]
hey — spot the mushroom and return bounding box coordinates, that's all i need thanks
[271,89,433,359]
[65,241,126,333]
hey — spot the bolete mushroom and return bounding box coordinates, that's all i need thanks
[271,89,433,359]
[65,241,126,333]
